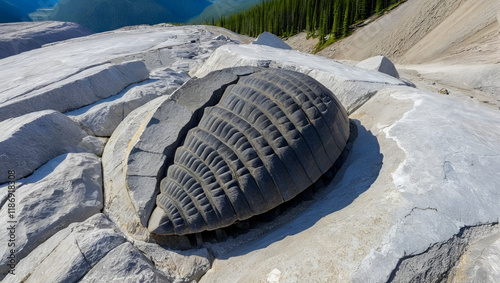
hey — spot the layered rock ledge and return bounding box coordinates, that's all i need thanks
[0,21,93,59]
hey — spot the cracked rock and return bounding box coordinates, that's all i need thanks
[67,68,190,137]
[80,242,172,283]
[2,214,126,283]
[0,110,105,183]
[0,153,104,277]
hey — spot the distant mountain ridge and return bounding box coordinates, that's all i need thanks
[1,0,260,33]
[16,0,59,14]
[0,0,59,23]
[35,0,212,32]
[190,0,265,23]
[0,1,24,23]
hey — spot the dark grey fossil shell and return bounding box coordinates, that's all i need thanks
[148,69,349,235]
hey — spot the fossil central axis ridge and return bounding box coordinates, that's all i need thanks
[148,68,350,235]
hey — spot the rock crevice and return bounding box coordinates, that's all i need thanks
[387,223,500,283]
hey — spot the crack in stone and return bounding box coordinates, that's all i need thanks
[403,207,439,219]
[387,222,500,283]
[74,238,92,269]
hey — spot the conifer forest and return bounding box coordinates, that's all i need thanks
[208,0,404,47]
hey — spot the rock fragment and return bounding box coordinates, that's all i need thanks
[356,55,400,79]
[251,32,292,50]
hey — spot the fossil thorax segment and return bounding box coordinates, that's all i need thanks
[148,68,349,235]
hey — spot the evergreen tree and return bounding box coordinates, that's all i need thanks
[305,0,312,32]
[343,0,351,37]
[312,0,318,31]
[360,0,368,19]
[332,0,342,39]
[375,0,383,14]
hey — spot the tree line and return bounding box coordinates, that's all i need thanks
[207,0,404,47]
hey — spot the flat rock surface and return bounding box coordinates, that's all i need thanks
[199,86,500,282]
[400,63,500,109]
[0,153,103,276]
[0,21,93,59]
[0,110,104,183]
[192,44,406,114]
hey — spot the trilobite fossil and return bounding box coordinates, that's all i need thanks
[148,68,349,235]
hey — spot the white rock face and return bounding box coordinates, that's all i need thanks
[0,110,104,183]
[0,60,149,122]
[0,153,103,276]
[193,44,406,113]
[0,21,93,59]
[356,55,400,79]
[67,68,190,137]
[252,32,292,50]
[199,86,500,282]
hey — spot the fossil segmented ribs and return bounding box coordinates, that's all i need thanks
[148,69,350,235]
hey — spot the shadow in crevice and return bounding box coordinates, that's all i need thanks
[188,119,383,257]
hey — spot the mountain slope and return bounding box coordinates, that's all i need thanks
[315,0,499,64]
[400,0,499,64]
[0,0,59,23]
[43,0,211,32]
[189,0,264,23]
[0,0,25,22]
[11,0,59,15]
